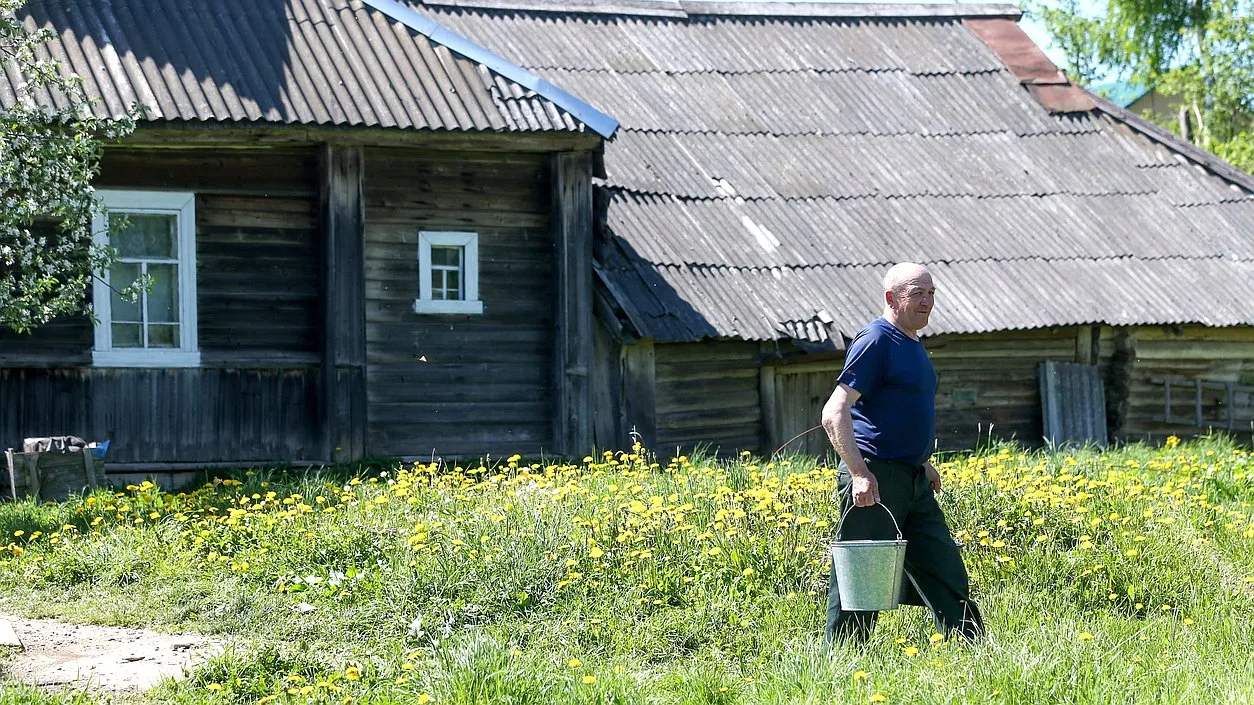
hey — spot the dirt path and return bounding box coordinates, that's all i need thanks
[0,614,225,694]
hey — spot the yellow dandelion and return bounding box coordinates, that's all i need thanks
[568,658,582,669]
[582,675,597,685]
[344,666,361,680]
[853,671,868,681]
[929,633,945,644]
[417,696,433,705]
[1078,632,1094,641]
[903,646,919,656]
[869,694,888,703]
[206,683,223,692]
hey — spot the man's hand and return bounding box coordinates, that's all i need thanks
[850,471,880,507]
[923,461,943,494]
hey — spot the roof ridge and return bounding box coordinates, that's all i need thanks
[604,186,1170,202]
[420,0,1022,20]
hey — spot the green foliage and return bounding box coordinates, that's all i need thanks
[1028,0,1254,172]
[0,0,136,333]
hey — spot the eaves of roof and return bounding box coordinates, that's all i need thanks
[422,0,1022,20]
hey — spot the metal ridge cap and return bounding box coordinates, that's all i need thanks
[420,0,688,17]
[421,0,1021,19]
[678,2,1023,19]
[363,0,619,137]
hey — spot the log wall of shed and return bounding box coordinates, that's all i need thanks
[362,148,557,458]
[653,341,763,456]
[0,148,324,463]
[1103,325,1254,442]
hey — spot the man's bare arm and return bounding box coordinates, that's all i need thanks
[821,383,879,506]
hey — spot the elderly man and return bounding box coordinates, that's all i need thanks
[820,262,984,643]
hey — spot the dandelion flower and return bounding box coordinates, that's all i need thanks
[206,683,223,692]
[853,671,868,681]
[582,675,597,685]
[1078,632,1094,641]
[417,696,433,704]
[929,633,945,644]
[568,658,582,669]
[903,646,919,656]
[869,694,888,703]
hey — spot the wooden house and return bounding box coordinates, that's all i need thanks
[426,0,1254,456]
[0,0,615,468]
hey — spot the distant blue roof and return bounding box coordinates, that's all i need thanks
[1092,79,1149,108]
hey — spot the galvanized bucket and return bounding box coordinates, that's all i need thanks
[831,501,908,611]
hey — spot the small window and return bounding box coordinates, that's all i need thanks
[952,388,978,406]
[91,190,199,368]
[414,231,482,315]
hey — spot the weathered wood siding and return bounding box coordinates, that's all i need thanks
[763,328,1083,457]
[928,328,1078,449]
[0,147,324,463]
[1103,325,1254,441]
[363,149,556,457]
[654,341,762,456]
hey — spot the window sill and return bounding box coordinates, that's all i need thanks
[412,299,484,315]
[92,350,202,368]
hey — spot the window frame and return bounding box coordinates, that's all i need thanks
[91,190,200,368]
[413,230,483,315]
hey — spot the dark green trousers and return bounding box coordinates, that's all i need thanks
[825,457,984,643]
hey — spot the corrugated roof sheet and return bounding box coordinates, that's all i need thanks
[423,2,1254,341]
[2,0,586,132]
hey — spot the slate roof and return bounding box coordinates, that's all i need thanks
[422,0,1254,343]
[1,0,614,134]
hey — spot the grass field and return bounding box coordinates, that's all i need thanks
[1,436,1252,704]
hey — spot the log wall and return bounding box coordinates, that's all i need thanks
[362,148,556,458]
[653,341,763,456]
[0,147,324,463]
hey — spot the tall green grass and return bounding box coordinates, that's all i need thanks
[0,437,1251,704]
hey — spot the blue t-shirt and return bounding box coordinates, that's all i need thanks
[837,317,937,466]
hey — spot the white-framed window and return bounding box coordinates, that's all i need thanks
[413,230,483,315]
[91,190,200,368]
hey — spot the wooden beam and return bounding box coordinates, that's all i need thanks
[552,151,595,456]
[320,145,368,463]
[621,340,657,450]
[123,124,601,153]
[759,360,778,456]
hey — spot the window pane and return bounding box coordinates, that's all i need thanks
[110,213,177,258]
[431,245,461,268]
[109,262,142,322]
[112,323,142,348]
[431,269,446,300]
[147,264,179,323]
[148,324,178,348]
[446,270,461,300]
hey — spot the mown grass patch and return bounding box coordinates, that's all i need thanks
[1,436,1251,704]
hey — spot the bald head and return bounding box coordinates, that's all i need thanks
[881,262,935,337]
[882,262,930,296]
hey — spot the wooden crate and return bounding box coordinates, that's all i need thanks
[4,449,99,502]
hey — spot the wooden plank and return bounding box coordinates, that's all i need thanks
[321,145,368,463]
[621,340,657,449]
[552,151,594,457]
[759,363,778,456]
[591,321,624,451]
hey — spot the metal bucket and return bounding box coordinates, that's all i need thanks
[831,502,908,611]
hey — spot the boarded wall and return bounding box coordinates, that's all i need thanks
[363,149,556,458]
[654,341,762,456]
[0,147,323,464]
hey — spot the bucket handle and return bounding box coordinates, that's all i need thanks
[835,500,903,541]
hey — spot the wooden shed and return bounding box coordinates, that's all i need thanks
[437,0,1254,456]
[0,0,615,468]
